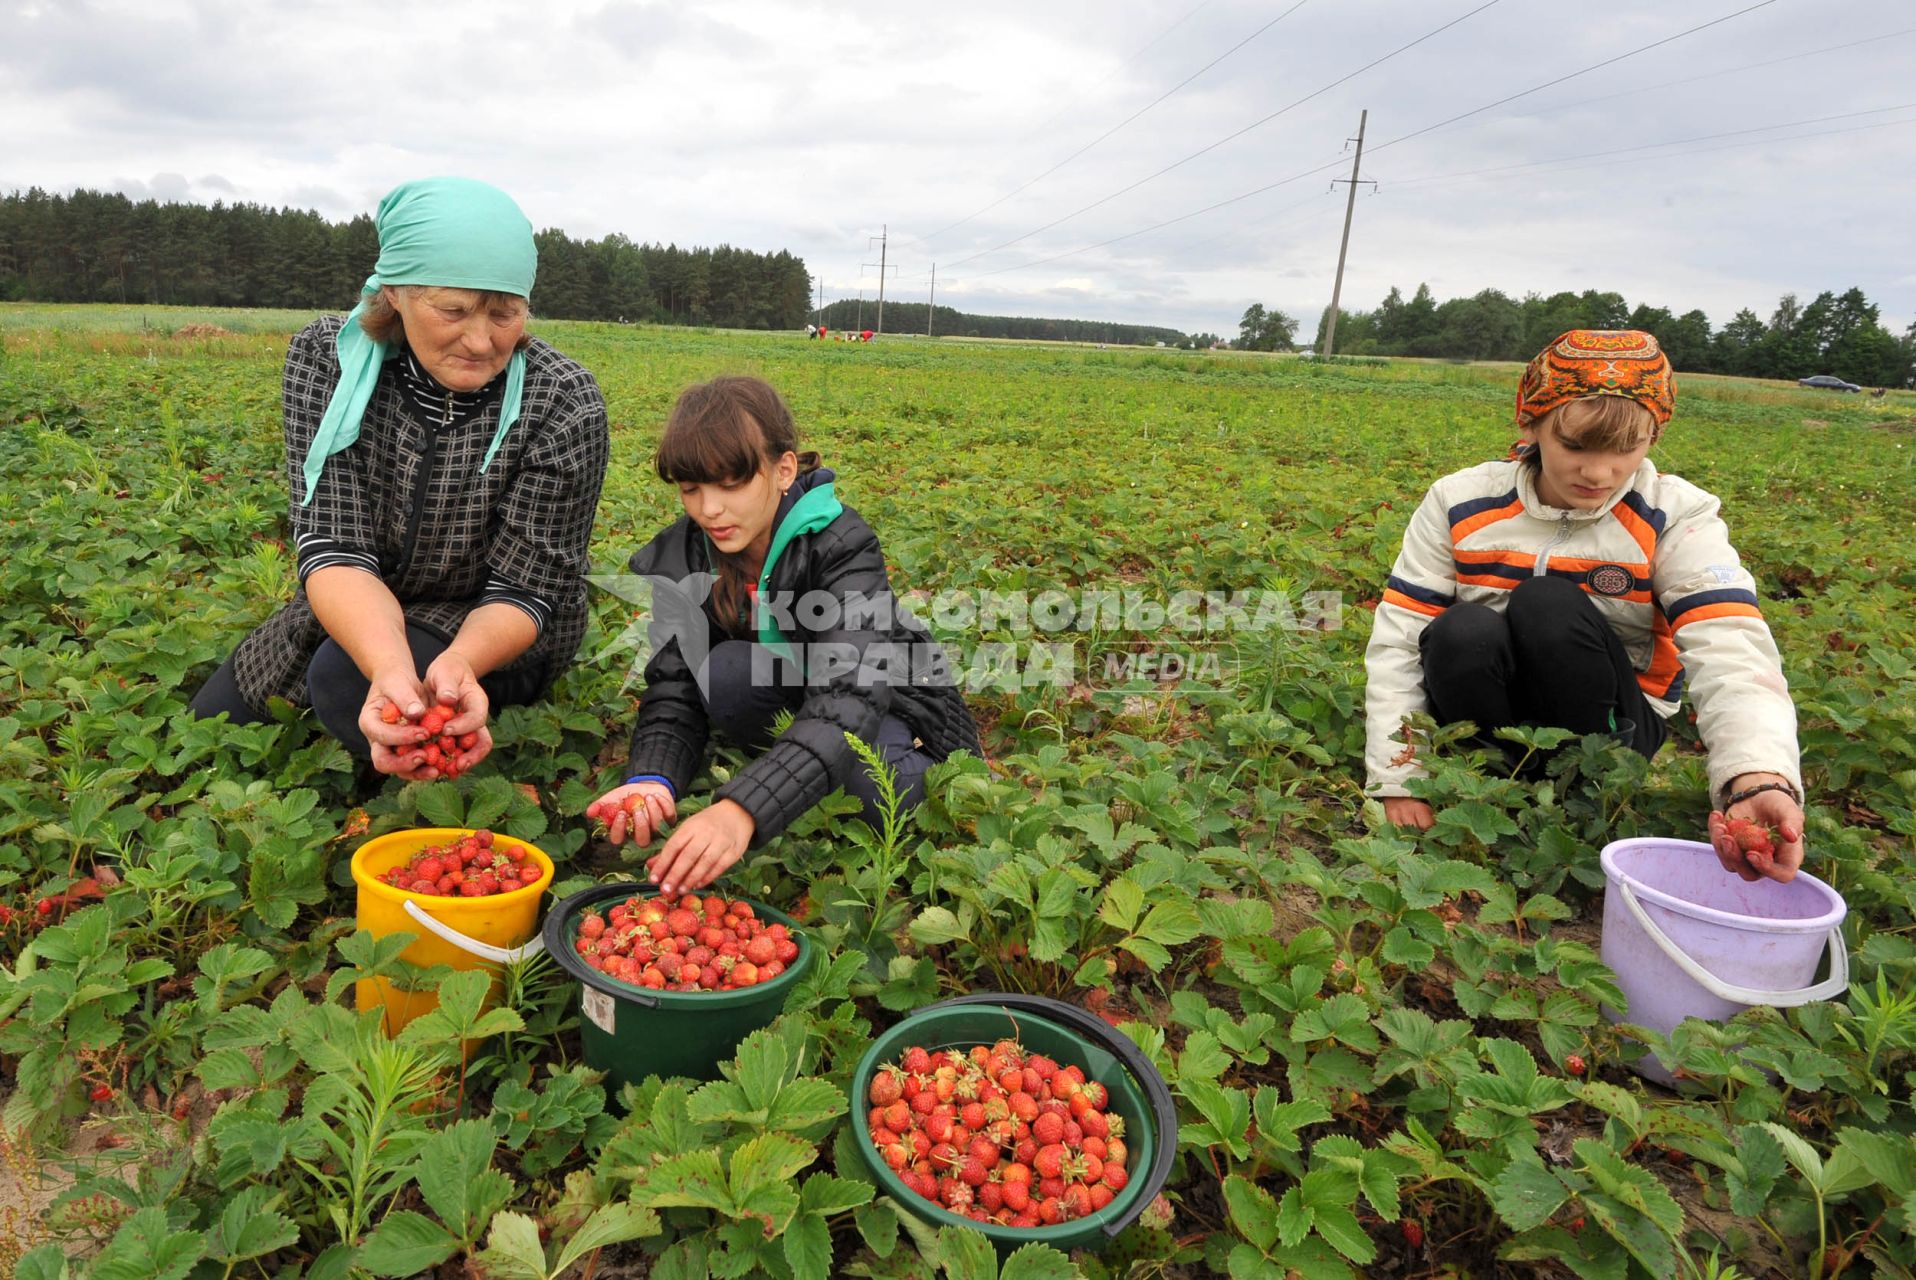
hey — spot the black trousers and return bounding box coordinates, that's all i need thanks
[700,639,936,825]
[188,623,546,759]
[1419,575,1666,765]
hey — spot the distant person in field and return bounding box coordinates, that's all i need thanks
[588,376,979,895]
[1364,330,1806,882]
[189,177,609,780]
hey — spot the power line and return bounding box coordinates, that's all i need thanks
[1494,24,1916,123]
[959,168,1344,283]
[1012,0,1220,148]
[1384,102,1916,188]
[940,0,1500,271]
[954,109,1916,293]
[1387,112,1916,193]
[1365,0,1784,157]
[919,0,1313,246]
[942,0,1789,285]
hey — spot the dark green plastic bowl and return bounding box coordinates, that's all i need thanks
[543,883,814,1088]
[849,994,1177,1254]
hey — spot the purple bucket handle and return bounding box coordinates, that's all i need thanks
[1612,876,1848,1007]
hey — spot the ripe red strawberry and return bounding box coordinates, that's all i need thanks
[1034,1143,1067,1180]
[1002,1179,1031,1212]
[1102,1162,1128,1192]
[89,1084,112,1103]
[1401,1219,1425,1249]
[1032,1112,1065,1145]
[1723,816,1776,855]
[958,1156,989,1187]
[902,1046,932,1076]
[978,1181,1004,1212]
[1566,1053,1587,1076]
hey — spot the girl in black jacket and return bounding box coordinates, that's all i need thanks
[591,376,980,894]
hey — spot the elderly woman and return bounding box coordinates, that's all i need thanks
[190,177,609,779]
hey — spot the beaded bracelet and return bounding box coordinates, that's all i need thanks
[1726,779,1801,808]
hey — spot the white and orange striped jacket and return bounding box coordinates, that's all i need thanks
[1364,456,1801,804]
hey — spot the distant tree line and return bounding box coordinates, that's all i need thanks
[1288,284,1913,387]
[817,299,1185,347]
[0,188,814,329]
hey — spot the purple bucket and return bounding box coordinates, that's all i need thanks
[1599,837,1848,1085]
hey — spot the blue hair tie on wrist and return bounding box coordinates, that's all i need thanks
[625,774,676,799]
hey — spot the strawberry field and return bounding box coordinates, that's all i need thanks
[2,303,1915,1279]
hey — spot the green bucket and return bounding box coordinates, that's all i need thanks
[849,994,1177,1254]
[542,883,814,1088]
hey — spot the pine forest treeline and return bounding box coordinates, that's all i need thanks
[816,299,1185,347]
[1303,284,1915,387]
[0,188,813,329]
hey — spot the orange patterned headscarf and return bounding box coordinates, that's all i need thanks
[1516,329,1675,442]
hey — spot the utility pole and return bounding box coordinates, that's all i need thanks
[813,274,824,328]
[1323,109,1371,358]
[856,288,864,331]
[860,256,900,335]
[927,263,936,338]
[865,225,897,334]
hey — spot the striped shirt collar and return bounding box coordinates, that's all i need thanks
[395,345,505,429]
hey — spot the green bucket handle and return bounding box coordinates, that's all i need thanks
[923,992,1179,1240]
[402,898,547,966]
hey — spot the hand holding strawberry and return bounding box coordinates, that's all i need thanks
[1708,773,1805,884]
[363,669,435,777]
[587,783,677,846]
[367,686,488,781]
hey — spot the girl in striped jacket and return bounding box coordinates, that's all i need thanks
[1363,330,1805,882]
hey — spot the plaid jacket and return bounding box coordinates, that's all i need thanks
[232,316,609,709]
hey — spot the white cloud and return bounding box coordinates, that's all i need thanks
[3,0,1911,332]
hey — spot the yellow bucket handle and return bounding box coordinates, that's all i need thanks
[402,899,547,966]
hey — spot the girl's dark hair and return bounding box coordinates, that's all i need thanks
[656,376,822,632]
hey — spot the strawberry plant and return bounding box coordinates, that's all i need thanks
[5,312,1915,1277]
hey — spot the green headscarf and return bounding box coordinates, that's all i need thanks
[301,177,538,504]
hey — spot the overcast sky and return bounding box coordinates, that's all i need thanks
[4,0,1912,336]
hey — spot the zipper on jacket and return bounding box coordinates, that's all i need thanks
[394,394,452,580]
[1535,513,1572,576]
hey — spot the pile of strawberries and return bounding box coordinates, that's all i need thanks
[571,891,800,991]
[374,829,542,898]
[867,1038,1131,1228]
[379,700,477,779]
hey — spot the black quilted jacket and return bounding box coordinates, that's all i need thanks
[625,485,981,846]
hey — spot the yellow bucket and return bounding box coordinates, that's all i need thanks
[349,828,555,1035]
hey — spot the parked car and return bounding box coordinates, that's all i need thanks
[1798,374,1862,392]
